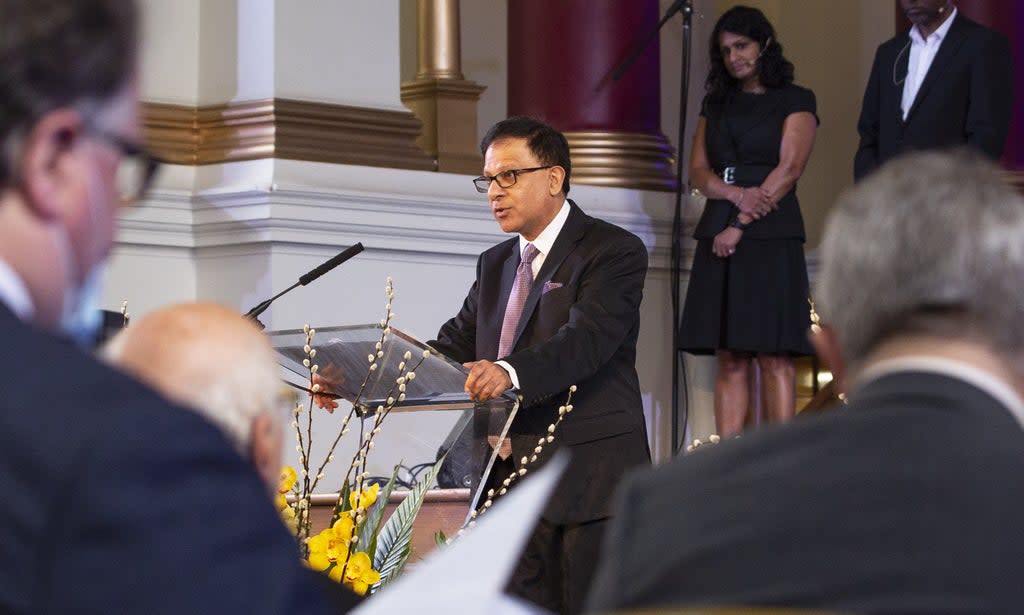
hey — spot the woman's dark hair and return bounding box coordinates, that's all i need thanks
[706,5,794,102]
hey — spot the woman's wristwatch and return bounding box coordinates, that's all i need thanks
[729,218,750,231]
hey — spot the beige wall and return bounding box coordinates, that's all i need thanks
[711,0,895,247]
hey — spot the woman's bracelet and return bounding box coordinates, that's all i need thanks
[734,188,745,208]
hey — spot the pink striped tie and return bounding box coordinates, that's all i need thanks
[497,243,539,359]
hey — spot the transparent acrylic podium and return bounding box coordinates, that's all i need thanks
[268,324,518,521]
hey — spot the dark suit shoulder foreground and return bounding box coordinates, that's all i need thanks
[587,371,1024,615]
[0,306,337,615]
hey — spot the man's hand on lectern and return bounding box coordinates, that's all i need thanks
[310,363,345,412]
[463,360,511,401]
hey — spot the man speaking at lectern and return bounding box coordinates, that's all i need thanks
[430,116,651,615]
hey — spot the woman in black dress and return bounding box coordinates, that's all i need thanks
[680,5,817,437]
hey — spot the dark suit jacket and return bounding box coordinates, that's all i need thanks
[431,201,651,524]
[587,370,1024,614]
[854,12,1013,181]
[0,304,339,614]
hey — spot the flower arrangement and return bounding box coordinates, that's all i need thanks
[276,278,444,596]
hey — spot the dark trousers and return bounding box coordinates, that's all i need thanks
[505,515,608,615]
[483,456,607,615]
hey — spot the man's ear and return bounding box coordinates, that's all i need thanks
[810,323,848,396]
[548,165,566,197]
[19,108,86,221]
[250,413,282,490]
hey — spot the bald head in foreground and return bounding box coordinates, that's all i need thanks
[588,149,1024,614]
[104,302,284,490]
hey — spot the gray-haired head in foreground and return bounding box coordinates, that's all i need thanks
[815,149,1024,369]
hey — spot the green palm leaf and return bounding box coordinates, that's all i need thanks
[372,455,446,588]
[360,466,401,557]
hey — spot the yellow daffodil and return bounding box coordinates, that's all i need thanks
[279,506,298,533]
[342,551,381,595]
[306,517,354,572]
[278,466,297,495]
[349,483,380,511]
[330,514,355,541]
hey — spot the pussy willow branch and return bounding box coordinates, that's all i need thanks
[334,351,429,564]
[351,353,429,488]
[468,385,576,527]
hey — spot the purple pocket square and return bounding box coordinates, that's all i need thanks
[542,281,563,294]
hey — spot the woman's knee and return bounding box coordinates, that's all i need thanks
[757,354,794,375]
[717,351,752,376]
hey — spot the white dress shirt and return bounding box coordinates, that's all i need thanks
[854,353,1024,430]
[495,200,571,389]
[901,8,957,120]
[0,258,33,320]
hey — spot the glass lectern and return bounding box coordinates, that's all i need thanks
[269,324,518,521]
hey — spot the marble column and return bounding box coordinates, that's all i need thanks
[507,0,676,191]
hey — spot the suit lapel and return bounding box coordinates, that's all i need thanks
[510,201,588,350]
[891,35,911,123]
[905,14,969,124]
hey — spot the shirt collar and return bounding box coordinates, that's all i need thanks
[519,200,571,257]
[910,7,957,45]
[0,258,34,320]
[854,353,1024,429]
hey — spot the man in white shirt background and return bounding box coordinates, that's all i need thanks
[854,0,1013,180]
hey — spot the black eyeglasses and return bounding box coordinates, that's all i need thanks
[472,165,553,193]
[86,128,162,205]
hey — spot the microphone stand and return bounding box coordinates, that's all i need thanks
[612,0,695,455]
[245,242,365,329]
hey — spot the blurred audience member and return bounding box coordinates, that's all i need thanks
[103,302,284,490]
[0,1,339,613]
[587,149,1024,615]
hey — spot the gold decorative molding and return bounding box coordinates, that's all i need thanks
[142,98,435,171]
[1008,170,1024,194]
[401,78,485,175]
[400,0,485,175]
[415,0,464,81]
[564,131,678,192]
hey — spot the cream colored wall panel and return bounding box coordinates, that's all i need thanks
[274,1,405,110]
[139,0,200,104]
[460,0,508,144]
[104,245,197,318]
[196,0,276,104]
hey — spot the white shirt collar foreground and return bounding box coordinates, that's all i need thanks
[854,353,1024,430]
[0,257,34,320]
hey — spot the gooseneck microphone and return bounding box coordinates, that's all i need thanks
[245,242,364,327]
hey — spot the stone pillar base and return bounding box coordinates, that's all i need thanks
[564,131,678,192]
[401,78,486,175]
